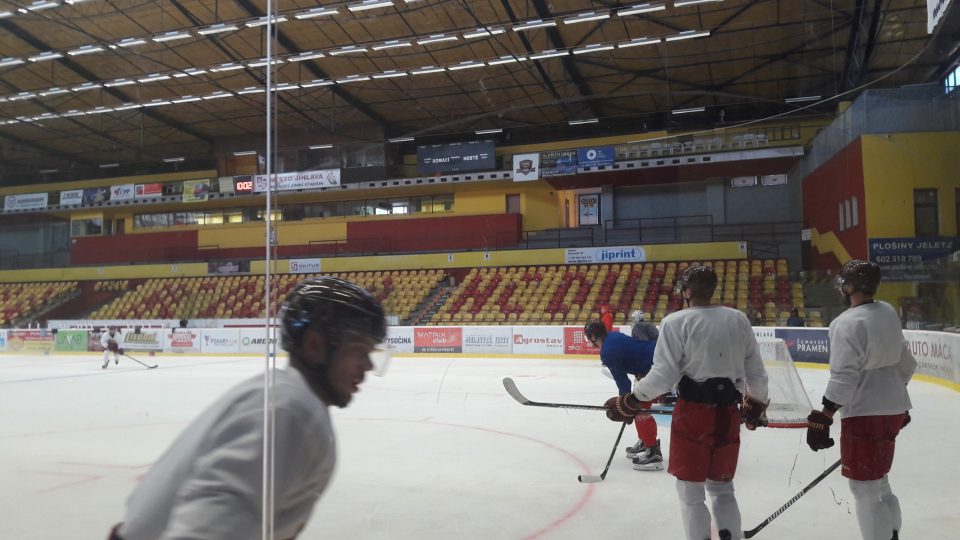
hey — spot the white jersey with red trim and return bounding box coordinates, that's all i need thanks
[824,300,916,418]
[631,305,768,403]
[118,368,336,540]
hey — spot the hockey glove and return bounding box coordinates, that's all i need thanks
[741,396,769,430]
[108,341,119,353]
[806,410,834,451]
[603,393,648,423]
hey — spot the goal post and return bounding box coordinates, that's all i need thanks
[755,338,813,428]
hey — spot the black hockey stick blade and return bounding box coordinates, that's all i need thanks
[124,353,158,369]
[502,377,672,415]
[578,421,628,483]
[743,459,841,538]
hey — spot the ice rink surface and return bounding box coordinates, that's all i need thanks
[1,352,958,539]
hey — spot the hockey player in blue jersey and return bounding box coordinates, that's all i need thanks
[584,320,664,471]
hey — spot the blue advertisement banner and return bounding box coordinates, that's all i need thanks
[774,328,830,364]
[540,150,578,177]
[867,237,959,265]
[82,187,109,205]
[576,146,616,167]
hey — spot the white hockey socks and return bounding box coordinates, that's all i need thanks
[706,479,742,539]
[849,477,900,540]
[677,480,712,540]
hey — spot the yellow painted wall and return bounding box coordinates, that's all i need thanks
[0,242,746,283]
[521,183,561,231]
[862,132,960,238]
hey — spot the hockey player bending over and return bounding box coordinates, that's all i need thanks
[584,320,662,471]
[806,260,916,540]
[101,327,122,369]
[603,265,769,540]
[109,277,386,540]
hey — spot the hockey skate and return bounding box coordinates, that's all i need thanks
[632,440,664,471]
[625,440,647,459]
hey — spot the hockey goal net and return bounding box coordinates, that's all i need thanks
[755,338,812,428]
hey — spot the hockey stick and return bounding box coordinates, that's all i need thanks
[123,353,158,370]
[578,421,628,483]
[743,459,841,538]
[502,378,672,415]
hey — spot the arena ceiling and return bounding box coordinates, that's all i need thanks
[0,0,955,182]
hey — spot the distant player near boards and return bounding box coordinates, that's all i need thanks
[101,327,121,369]
[584,320,663,471]
[108,277,386,540]
[604,265,769,540]
[806,260,916,540]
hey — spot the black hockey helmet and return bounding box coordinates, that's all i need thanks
[280,276,387,355]
[837,259,882,296]
[674,264,718,300]
[584,320,607,343]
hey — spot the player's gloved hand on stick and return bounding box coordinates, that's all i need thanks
[741,396,769,430]
[806,410,834,451]
[603,393,649,423]
[108,342,119,352]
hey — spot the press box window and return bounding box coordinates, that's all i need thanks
[914,189,939,236]
[71,218,103,237]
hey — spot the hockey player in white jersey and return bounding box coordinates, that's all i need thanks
[109,277,386,540]
[806,260,916,540]
[604,265,769,540]
[100,327,121,369]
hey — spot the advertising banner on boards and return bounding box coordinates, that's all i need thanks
[576,146,616,168]
[511,326,564,355]
[512,153,540,182]
[462,326,513,354]
[4,193,49,211]
[55,330,89,352]
[385,326,414,354]
[539,150,578,177]
[164,328,201,353]
[200,328,240,353]
[7,330,55,353]
[414,327,462,353]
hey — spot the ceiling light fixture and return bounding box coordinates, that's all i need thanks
[246,15,287,28]
[563,11,610,24]
[0,57,25,67]
[448,61,485,71]
[104,79,136,87]
[488,55,525,65]
[464,27,505,39]
[300,79,333,88]
[785,95,822,103]
[617,3,667,16]
[10,92,37,101]
[38,87,70,96]
[572,43,615,55]
[247,58,285,67]
[163,157,186,163]
[475,128,502,134]
[568,118,599,125]
[529,49,568,60]
[309,144,333,149]
[388,137,414,142]
[295,7,338,19]
[114,103,141,111]
[70,82,101,92]
[672,106,705,114]
[0,11,13,18]
[233,150,257,156]
[174,68,208,78]
[197,24,239,35]
[99,163,120,168]
[116,38,147,48]
[143,99,170,107]
[665,30,711,41]
[410,66,445,75]
[28,52,63,62]
[39,169,59,174]
[336,75,370,83]
[28,1,60,11]
[348,0,394,12]
[417,34,458,45]
[513,19,556,31]
[289,51,326,62]
[618,37,661,48]
[237,87,265,94]
[329,45,368,55]
[674,0,723,6]
[138,73,171,83]
[203,92,232,100]
[172,96,202,103]
[210,62,245,72]
[153,31,192,43]
[273,83,299,91]
[372,70,406,79]
[67,45,104,56]
[372,40,412,50]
